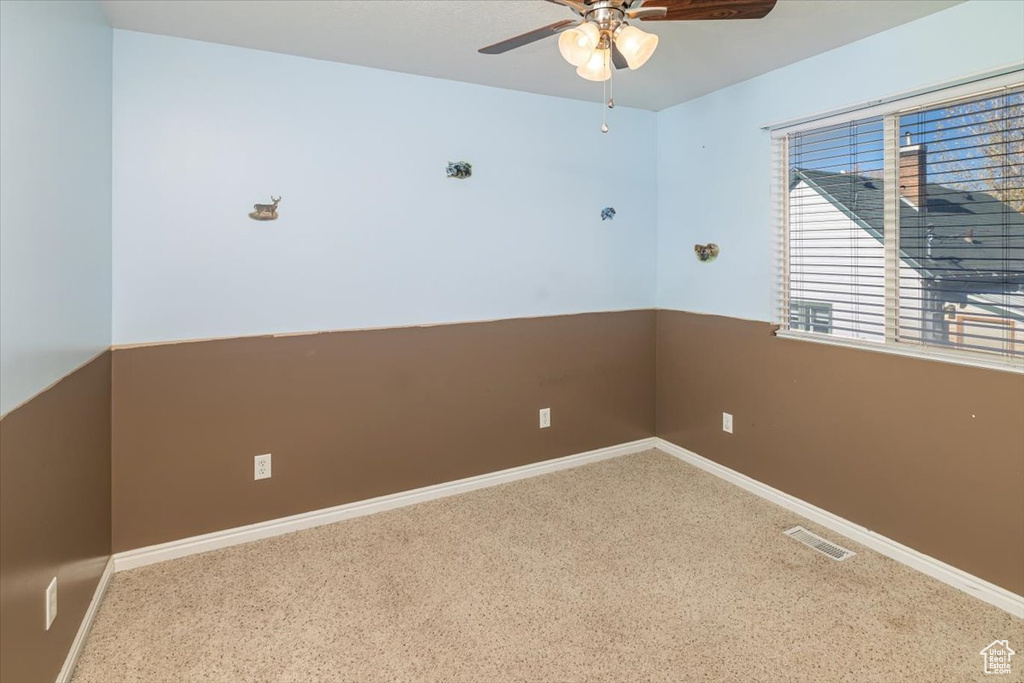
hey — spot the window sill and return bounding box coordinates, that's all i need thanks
[774,329,1024,375]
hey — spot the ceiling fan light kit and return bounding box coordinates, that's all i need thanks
[558,17,656,77]
[479,0,777,129]
[614,25,658,70]
[558,21,600,67]
[577,47,611,82]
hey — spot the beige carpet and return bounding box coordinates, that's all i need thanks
[73,450,1023,682]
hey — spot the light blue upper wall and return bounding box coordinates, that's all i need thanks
[0,1,112,415]
[112,31,657,345]
[655,0,1024,322]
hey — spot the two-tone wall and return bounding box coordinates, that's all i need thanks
[108,31,659,552]
[654,0,1024,596]
[0,2,113,682]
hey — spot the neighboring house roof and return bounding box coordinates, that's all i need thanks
[791,168,1024,286]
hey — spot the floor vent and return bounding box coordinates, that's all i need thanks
[784,526,856,561]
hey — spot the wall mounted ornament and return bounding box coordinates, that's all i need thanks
[249,196,281,221]
[601,207,616,221]
[694,243,720,262]
[446,161,472,179]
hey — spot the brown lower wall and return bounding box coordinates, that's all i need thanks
[111,311,656,552]
[656,309,1024,595]
[0,352,112,683]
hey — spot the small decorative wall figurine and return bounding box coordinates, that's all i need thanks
[601,207,616,221]
[249,196,281,221]
[694,243,720,262]
[446,161,472,179]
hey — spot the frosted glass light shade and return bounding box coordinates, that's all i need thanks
[558,22,600,67]
[576,48,610,82]
[614,25,658,70]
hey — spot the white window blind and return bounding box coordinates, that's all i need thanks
[897,90,1023,358]
[787,116,887,342]
[779,84,1024,370]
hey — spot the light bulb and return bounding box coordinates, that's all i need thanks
[614,25,658,70]
[576,48,610,82]
[558,22,599,67]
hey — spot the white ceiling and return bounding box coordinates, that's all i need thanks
[100,0,961,111]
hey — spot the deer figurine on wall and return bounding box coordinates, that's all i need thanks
[249,196,281,221]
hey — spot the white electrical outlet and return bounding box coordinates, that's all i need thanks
[722,412,734,434]
[539,408,551,429]
[254,453,272,480]
[45,577,57,630]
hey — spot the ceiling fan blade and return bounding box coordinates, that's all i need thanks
[627,6,669,19]
[639,0,777,21]
[478,19,578,54]
[611,42,629,70]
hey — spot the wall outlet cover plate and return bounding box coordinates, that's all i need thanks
[45,576,57,630]
[254,453,272,480]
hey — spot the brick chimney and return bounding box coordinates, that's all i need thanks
[900,132,926,209]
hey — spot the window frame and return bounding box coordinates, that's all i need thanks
[770,68,1024,374]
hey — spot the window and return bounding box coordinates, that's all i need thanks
[776,79,1024,371]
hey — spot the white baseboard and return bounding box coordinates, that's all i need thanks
[111,434,1022,620]
[113,437,658,572]
[56,556,114,683]
[654,438,1024,619]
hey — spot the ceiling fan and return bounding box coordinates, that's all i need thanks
[479,0,778,82]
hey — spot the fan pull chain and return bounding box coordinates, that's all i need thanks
[601,49,610,133]
[601,75,608,132]
[608,61,615,110]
